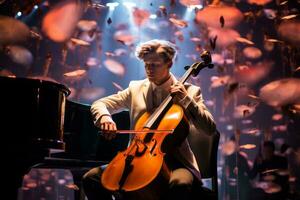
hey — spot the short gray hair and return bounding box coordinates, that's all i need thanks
[135,39,177,63]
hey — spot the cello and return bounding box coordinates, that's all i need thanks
[101,51,214,194]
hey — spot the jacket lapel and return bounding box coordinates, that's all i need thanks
[142,80,153,111]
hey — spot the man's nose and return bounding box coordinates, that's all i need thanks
[145,64,155,70]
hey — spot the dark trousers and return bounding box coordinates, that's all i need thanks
[82,165,194,200]
[82,165,217,200]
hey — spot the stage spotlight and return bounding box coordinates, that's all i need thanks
[123,2,136,9]
[187,4,203,12]
[106,2,119,11]
[15,11,22,18]
[149,14,157,19]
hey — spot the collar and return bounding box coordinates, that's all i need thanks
[151,73,177,91]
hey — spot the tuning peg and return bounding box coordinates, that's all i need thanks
[200,50,212,64]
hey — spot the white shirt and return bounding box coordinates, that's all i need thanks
[151,73,192,109]
[151,74,173,108]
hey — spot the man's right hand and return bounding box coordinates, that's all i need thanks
[98,115,117,140]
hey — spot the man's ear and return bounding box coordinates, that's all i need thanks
[168,61,173,68]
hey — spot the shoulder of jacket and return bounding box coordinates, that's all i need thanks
[128,79,149,88]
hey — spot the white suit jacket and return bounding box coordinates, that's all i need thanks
[91,76,216,180]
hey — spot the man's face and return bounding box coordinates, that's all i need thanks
[143,53,171,85]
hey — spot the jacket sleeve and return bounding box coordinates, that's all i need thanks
[180,85,216,135]
[90,87,131,126]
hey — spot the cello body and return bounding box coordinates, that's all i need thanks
[101,104,188,192]
[101,51,213,195]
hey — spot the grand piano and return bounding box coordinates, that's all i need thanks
[0,76,129,199]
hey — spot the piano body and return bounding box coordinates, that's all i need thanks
[0,76,129,199]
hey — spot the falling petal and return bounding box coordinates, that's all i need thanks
[86,57,100,67]
[234,104,256,118]
[221,140,236,155]
[190,37,201,42]
[259,78,300,107]
[263,175,276,181]
[58,179,66,185]
[211,53,224,65]
[243,47,262,59]
[185,54,197,61]
[263,9,277,19]
[281,14,298,20]
[196,5,243,28]
[0,15,30,45]
[77,20,97,31]
[64,69,87,78]
[132,7,150,27]
[225,58,234,65]
[272,114,283,121]
[6,45,33,67]
[65,183,79,190]
[241,128,261,136]
[26,182,38,189]
[240,144,256,149]
[247,0,272,5]
[236,37,254,45]
[210,75,231,88]
[280,0,288,5]
[265,38,284,43]
[169,18,188,28]
[103,59,126,76]
[272,125,287,132]
[248,94,260,100]
[277,20,300,46]
[208,27,240,48]
[289,176,296,182]
[70,38,90,46]
[234,61,273,85]
[179,0,201,7]
[112,82,124,91]
[105,52,116,57]
[290,104,300,114]
[30,27,43,40]
[114,30,136,46]
[114,48,128,56]
[205,99,215,107]
[63,69,87,82]
[42,0,83,42]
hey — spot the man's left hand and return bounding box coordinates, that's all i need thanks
[170,82,188,101]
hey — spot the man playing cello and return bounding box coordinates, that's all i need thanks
[82,39,216,200]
